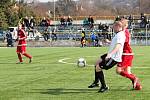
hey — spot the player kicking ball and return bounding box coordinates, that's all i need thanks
[88,21,126,92]
[116,18,142,90]
[16,23,32,64]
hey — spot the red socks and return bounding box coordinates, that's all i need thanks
[23,53,32,59]
[17,53,23,62]
[120,71,136,81]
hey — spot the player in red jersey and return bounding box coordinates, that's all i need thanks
[116,19,142,90]
[16,23,32,64]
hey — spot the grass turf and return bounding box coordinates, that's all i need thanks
[0,46,150,100]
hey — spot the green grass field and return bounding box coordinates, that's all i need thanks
[0,46,150,100]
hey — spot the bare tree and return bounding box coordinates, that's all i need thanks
[56,0,76,16]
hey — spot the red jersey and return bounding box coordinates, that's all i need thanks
[123,29,132,53]
[117,29,133,67]
[17,29,27,46]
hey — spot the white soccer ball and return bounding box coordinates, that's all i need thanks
[77,58,86,67]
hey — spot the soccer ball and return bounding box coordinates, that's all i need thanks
[77,58,86,67]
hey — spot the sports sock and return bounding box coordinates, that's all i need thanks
[129,73,136,80]
[94,70,99,84]
[98,71,106,88]
[23,53,32,59]
[17,53,23,62]
[120,71,136,81]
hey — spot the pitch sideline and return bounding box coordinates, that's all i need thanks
[58,57,149,69]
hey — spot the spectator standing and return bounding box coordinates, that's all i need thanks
[67,16,73,26]
[40,17,48,27]
[88,15,94,29]
[29,16,35,37]
[140,13,148,28]
[23,16,30,29]
[90,31,96,46]
[51,29,57,41]
[40,17,49,41]
[81,30,86,47]
[128,15,133,28]
[6,31,13,47]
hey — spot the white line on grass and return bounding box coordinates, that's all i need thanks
[58,57,150,69]
[58,58,76,65]
[58,58,94,67]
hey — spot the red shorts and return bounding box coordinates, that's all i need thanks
[16,46,26,53]
[117,55,133,67]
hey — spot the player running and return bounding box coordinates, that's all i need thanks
[16,23,32,64]
[116,18,142,90]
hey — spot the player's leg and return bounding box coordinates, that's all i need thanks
[97,57,117,92]
[21,46,32,63]
[116,55,136,82]
[96,65,108,93]
[16,53,23,64]
[16,46,23,64]
[126,67,142,90]
[97,54,115,92]
[22,52,32,63]
[88,54,111,92]
[116,66,136,81]
[22,52,32,59]
[81,38,84,47]
[116,66,142,90]
[88,59,102,88]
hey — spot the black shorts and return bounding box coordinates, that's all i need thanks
[81,37,85,42]
[99,53,118,70]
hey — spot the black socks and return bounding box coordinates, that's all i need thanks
[97,70,106,88]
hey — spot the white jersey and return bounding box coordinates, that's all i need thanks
[108,31,125,62]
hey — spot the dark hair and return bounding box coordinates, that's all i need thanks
[22,24,25,28]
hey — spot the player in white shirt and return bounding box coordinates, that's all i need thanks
[88,21,126,93]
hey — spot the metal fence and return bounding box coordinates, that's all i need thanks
[131,25,150,45]
[0,22,150,47]
[26,23,150,46]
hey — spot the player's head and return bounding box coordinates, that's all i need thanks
[113,21,123,33]
[120,18,128,30]
[18,23,25,30]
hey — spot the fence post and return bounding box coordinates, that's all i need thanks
[146,24,148,46]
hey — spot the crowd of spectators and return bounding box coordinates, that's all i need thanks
[115,13,149,28]
[60,16,73,27]
[2,14,149,47]
[20,14,149,43]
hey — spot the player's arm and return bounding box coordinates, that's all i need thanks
[106,43,122,59]
[106,32,125,59]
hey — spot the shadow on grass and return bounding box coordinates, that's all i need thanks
[0,62,35,64]
[29,87,133,95]
[30,88,99,95]
[0,62,16,64]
